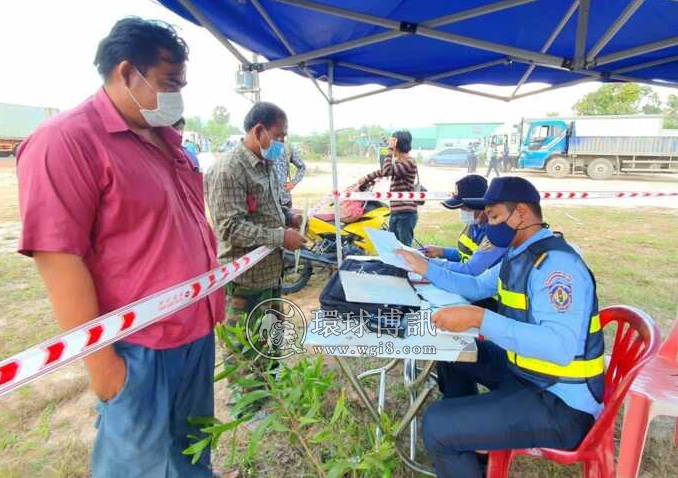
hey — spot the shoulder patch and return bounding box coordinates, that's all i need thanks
[545,271,573,313]
[478,236,493,252]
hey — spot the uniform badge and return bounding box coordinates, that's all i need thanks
[545,271,573,312]
[478,237,493,252]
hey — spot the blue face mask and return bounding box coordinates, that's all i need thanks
[486,209,517,248]
[260,130,285,160]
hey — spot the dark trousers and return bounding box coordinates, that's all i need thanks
[422,340,594,478]
[389,211,418,246]
[467,157,477,173]
[485,160,501,178]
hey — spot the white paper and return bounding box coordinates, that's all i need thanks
[415,284,467,308]
[339,271,422,307]
[305,316,477,361]
[364,228,425,271]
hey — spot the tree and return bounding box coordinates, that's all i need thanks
[545,111,560,118]
[664,94,678,129]
[573,83,662,116]
[212,105,231,126]
[185,116,203,133]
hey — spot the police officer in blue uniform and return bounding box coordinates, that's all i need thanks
[397,177,604,478]
[422,175,507,277]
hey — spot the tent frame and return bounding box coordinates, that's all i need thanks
[175,0,678,268]
[170,1,678,473]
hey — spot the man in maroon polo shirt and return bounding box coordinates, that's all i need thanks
[16,18,222,477]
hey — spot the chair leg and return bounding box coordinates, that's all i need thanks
[618,393,653,478]
[487,450,512,478]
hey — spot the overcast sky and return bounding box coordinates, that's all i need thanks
[2,0,676,135]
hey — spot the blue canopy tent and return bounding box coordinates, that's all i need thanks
[157,0,678,266]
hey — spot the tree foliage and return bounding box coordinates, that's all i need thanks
[665,94,678,129]
[573,84,678,129]
[184,106,242,150]
[573,83,661,116]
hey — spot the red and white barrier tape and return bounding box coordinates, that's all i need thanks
[0,177,364,399]
[0,246,272,399]
[332,190,678,201]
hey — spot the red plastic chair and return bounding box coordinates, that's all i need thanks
[487,305,660,478]
[617,309,678,478]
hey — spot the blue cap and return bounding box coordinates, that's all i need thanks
[464,176,541,207]
[442,175,488,211]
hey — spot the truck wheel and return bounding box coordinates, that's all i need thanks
[545,157,570,179]
[586,158,614,180]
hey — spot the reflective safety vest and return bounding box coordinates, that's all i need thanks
[496,234,605,403]
[457,225,481,263]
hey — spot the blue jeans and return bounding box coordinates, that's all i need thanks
[422,340,594,478]
[92,333,216,478]
[389,211,418,246]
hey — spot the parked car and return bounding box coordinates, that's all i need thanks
[425,147,470,166]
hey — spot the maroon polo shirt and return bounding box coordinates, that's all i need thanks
[17,88,224,349]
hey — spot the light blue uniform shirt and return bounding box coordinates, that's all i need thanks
[430,223,507,277]
[426,228,603,418]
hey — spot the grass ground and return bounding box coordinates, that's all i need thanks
[1,165,677,476]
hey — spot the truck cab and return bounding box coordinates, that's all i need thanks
[519,119,569,169]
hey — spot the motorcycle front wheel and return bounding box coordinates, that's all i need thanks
[282,258,314,294]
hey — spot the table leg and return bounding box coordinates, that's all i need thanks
[334,356,381,423]
[403,359,417,461]
[357,358,398,445]
[334,356,438,476]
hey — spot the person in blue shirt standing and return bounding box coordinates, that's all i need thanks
[422,174,507,278]
[397,177,604,478]
[172,117,201,172]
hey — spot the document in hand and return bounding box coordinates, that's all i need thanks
[364,227,425,271]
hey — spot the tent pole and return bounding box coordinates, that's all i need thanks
[250,0,330,103]
[594,35,678,67]
[175,0,251,67]
[511,0,579,98]
[613,54,678,74]
[327,62,343,266]
[260,0,542,72]
[586,0,645,64]
[573,0,590,70]
[333,60,511,103]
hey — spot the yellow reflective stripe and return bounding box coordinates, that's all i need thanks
[497,280,527,310]
[507,351,605,379]
[589,314,601,334]
[458,233,478,253]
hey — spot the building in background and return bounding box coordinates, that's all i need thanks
[0,103,59,157]
[433,122,503,150]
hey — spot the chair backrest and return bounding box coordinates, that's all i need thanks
[658,307,678,361]
[578,305,660,450]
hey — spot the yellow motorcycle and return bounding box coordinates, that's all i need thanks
[282,182,390,294]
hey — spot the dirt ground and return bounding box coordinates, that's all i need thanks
[1,162,677,477]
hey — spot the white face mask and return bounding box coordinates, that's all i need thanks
[126,68,184,127]
[460,209,477,226]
